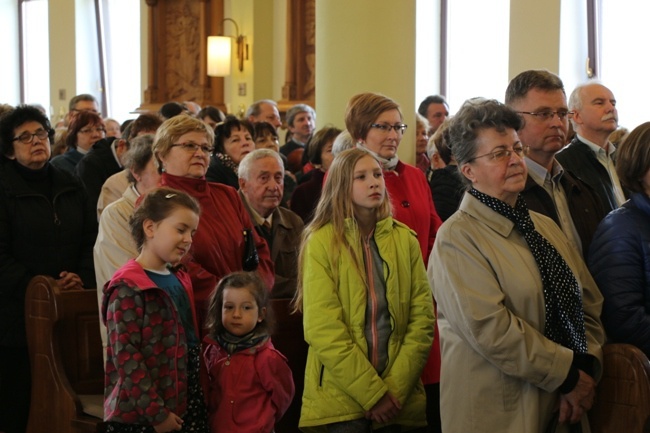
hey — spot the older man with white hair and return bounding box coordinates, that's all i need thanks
[238,149,304,298]
[556,82,628,212]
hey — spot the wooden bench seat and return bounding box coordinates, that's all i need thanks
[25,275,104,433]
[590,343,650,433]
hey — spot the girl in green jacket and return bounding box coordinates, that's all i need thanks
[294,148,435,433]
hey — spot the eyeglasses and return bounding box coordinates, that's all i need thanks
[172,142,214,154]
[518,110,573,121]
[469,145,529,163]
[12,129,50,144]
[79,127,106,134]
[370,123,408,134]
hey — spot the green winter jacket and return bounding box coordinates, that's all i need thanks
[300,217,435,431]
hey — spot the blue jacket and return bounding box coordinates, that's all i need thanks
[588,193,650,357]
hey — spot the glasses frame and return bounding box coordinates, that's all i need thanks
[517,110,574,121]
[12,129,51,144]
[370,123,408,134]
[469,145,529,163]
[171,142,215,155]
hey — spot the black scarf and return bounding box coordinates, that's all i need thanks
[468,188,588,354]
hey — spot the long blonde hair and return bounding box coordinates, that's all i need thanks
[293,148,392,311]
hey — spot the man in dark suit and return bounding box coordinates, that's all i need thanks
[238,149,304,298]
[506,70,606,257]
[556,82,627,212]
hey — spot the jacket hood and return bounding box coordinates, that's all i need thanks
[101,259,193,324]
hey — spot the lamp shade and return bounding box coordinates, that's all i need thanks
[207,36,232,77]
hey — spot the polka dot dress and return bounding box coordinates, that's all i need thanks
[468,188,588,354]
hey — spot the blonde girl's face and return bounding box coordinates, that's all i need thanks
[141,206,199,270]
[351,155,385,214]
[221,287,266,337]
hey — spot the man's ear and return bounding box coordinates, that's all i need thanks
[238,177,247,191]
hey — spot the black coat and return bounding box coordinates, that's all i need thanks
[555,138,628,213]
[521,169,606,258]
[205,155,239,190]
[427,165,465,222]
[75,137,121,208]
[0,161,97,346]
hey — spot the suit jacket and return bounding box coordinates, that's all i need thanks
[240,191,304,298]
[555,137,626,213]
[521,167,606,258]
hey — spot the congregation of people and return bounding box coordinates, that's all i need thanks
[0,67,648,433]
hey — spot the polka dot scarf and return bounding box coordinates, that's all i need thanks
[469,188,588,354]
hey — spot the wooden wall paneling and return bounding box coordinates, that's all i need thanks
[280,0,315,110]
[142,0,225,112]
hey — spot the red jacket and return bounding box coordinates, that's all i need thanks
[160,173,275,325]
[385,161,442,385]
[203,336,294,433]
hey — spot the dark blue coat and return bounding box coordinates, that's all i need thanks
[588,192,650,357]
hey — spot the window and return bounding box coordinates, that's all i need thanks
[20,0,50,110]
[596,0,650,130]
[97,0,142,122]
[445,0,510,111]
[0,0,20,104]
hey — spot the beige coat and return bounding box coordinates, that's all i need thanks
[93,184,139,356]
[428,193,605,433]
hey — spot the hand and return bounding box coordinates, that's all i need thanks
[559,370,596,424]
[365,392,401,424]
[153,412,183,433]
[57,272,84,290]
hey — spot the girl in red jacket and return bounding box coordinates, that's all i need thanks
[203,272,294,433]
[103,187,209,433]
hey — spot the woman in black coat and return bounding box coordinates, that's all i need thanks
[0,105,97,433]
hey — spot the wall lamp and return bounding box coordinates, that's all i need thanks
[207,18,248,77]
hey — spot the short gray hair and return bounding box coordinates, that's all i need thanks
[448,98,522,167]
[286,104,316,127]
[245,99,278,119]
[332,130,354,156]
[238,148,285,180]
[124,134,155,183]
[568,80,605,129]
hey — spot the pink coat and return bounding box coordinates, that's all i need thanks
[203,336,295,433]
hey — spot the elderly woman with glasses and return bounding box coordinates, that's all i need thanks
[51,110,106,174]
[153,115,274,326]
[345,92,443,432]
[0,105,97,433]
[428,99,605,433]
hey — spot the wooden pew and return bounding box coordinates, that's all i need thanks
[590,343,650,433]
[25,276,104,433]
